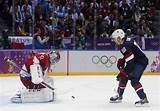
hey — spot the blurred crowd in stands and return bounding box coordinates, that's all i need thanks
[0,0,159,49]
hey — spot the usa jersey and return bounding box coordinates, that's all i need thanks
[120,37,148,74]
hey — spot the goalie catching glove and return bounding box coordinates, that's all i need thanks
[49,51,60,65]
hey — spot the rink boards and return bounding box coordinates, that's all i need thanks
[0,50,159,76]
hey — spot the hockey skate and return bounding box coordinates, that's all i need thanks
[110,94,123,103]
[135,98,149,107]
[10,92,22,103]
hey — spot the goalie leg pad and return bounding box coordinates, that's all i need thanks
[10,88,54,103]
[21,88,54,103]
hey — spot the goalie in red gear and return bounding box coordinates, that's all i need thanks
[20,51,60,89]
[10,51,60,103]
[110,29,149,106]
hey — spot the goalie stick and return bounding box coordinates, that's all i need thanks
[4,57,55,91]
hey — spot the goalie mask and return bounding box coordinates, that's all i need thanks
[49,51,60,64]
[111,29,125,45]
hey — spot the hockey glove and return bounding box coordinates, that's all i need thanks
[116,70,128,81]
[117,58,125,70]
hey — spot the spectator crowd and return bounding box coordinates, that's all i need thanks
[0,0,159,49]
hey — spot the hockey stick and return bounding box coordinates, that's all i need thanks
[4,57,55,91]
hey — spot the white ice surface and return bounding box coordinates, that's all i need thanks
[0,76,160,111]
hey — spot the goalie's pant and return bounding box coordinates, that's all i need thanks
[20,76,45,89]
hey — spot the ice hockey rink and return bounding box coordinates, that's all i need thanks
[0,75,160,111]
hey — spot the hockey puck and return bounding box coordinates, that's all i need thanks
[71,96,75,99]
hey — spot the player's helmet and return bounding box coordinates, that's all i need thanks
[111,29,125,45]
[49,51,60,64]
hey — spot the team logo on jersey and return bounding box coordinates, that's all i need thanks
[126,38,131,41]
[121,47,126,54]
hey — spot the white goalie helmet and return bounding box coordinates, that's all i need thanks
[48,51,60,64]
[111,29,125,44]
